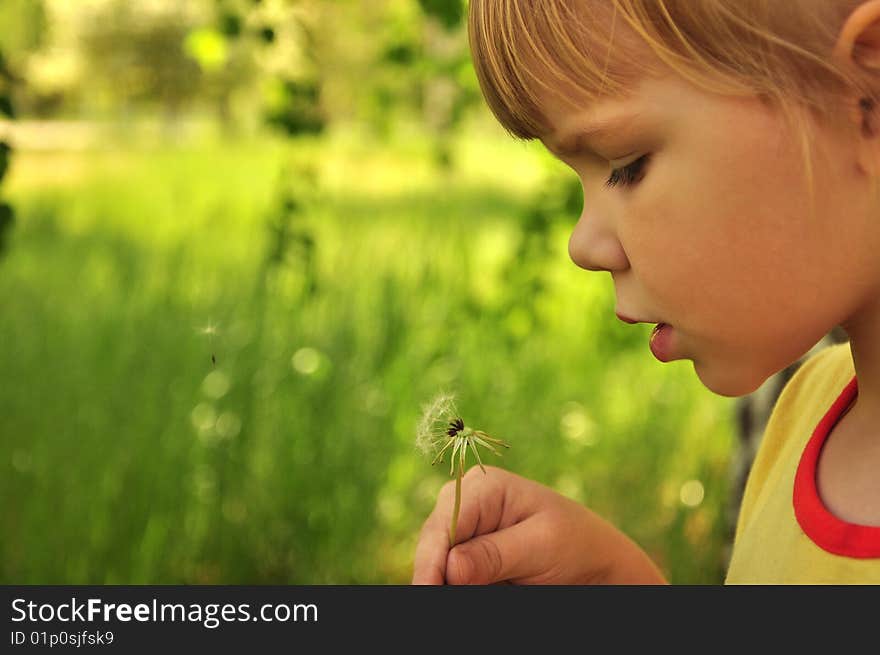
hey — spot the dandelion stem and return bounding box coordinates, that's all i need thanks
[450,459,462,548]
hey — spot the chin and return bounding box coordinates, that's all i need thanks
[691,359,769,398]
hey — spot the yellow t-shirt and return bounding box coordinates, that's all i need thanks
[726,340,880,583]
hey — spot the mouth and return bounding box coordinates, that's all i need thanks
[616,312,677,361]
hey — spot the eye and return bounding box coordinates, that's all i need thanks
[605,154,651,189]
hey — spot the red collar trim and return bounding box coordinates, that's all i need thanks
[793,375,880,558]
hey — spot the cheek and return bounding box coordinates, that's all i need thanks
[621,144,819,325]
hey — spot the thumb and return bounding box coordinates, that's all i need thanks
[445,525,531,585]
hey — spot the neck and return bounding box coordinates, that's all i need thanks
[840,295,880,425]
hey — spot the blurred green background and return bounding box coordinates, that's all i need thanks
[0,0,737,584]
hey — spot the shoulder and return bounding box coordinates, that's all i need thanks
[735,340,853,530]
[727,340,859,581]
[763,340,853,451]
[774,340,853,413]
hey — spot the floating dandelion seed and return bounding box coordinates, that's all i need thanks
[416,392,510,546]
[196,322,220,366]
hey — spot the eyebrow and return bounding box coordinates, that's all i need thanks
[548,112,643,156]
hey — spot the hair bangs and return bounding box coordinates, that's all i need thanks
[468,0,653,141]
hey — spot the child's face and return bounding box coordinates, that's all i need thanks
[539,71,878,397]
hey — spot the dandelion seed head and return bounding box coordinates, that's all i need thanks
[415,391,460,457]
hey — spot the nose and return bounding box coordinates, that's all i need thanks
[568,203,628,272]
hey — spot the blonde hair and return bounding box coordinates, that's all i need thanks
[468,0,880,208]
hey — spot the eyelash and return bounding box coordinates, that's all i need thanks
[605,154,651,189]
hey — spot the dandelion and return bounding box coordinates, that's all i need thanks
[416,392,510,547]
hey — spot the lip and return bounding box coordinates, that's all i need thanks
[615,312,641,324]
[649,323,675,362]
[616,312,657,324]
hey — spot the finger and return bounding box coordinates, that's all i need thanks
[412,519,449,584]
[412,466,518,584]
[445,518,546,585]
[411,479,460,584]
[447,466,509,543]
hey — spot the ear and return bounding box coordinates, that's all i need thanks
[834,0,880,70]
[834,2,880,162]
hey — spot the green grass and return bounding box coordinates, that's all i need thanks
[0,124,737,583]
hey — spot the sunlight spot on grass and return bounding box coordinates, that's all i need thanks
[415,476,444,506]
[215,411,242,439]
[377,494,404,526]
[360,384,390,417]
[679,479,705,508]
[425,356,457,387]
[191,402,216,432]
[291,347,321,375]
[554,474,584,503]
[193,468,216,502]
[560,401,598,447]
[684,509,711,545]
[202,370,231,399]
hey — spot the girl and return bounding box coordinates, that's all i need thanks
[412,0,880,584]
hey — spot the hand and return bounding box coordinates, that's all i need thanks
[412,466,667,585]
